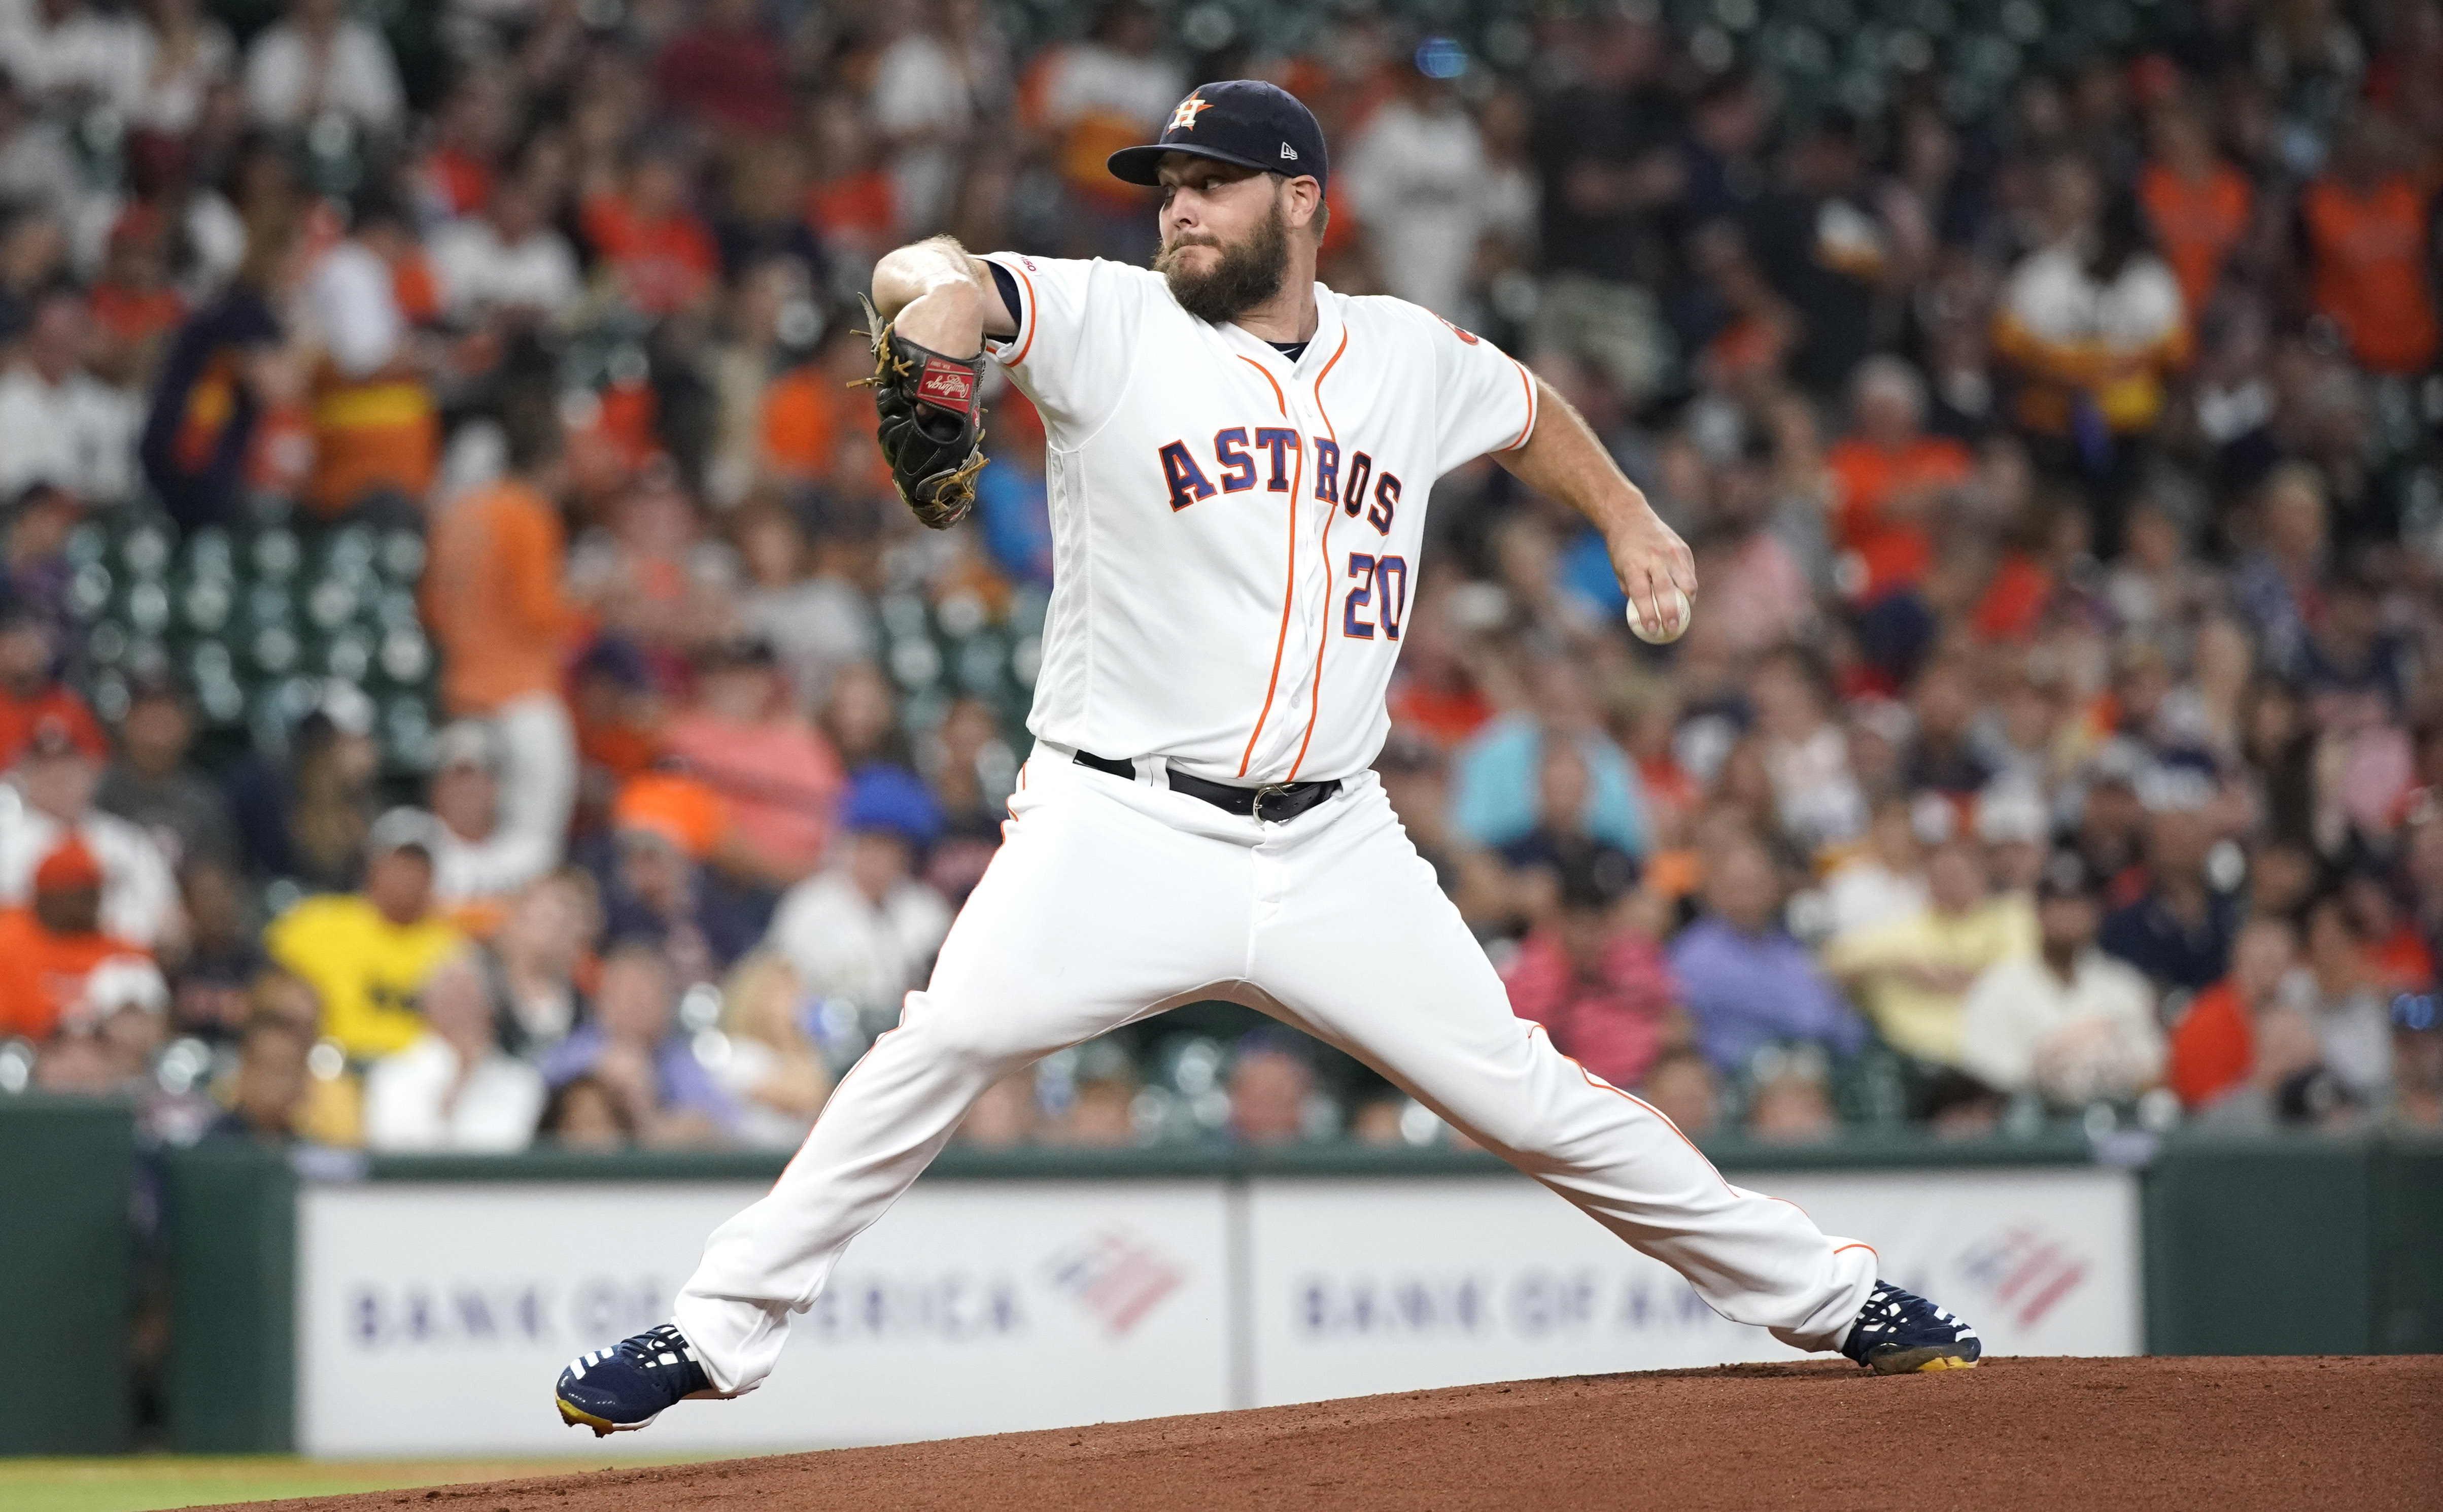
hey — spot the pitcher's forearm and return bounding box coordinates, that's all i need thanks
[871,236,1011,354]
[1497,377,1671,544]
[1493,376,1695,634]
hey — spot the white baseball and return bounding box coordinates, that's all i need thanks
[1628,586,1692,644]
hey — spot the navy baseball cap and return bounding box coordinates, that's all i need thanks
[1108,80,1328,189]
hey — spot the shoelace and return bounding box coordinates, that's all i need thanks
[1855,1288,1905,1336]
[618,1324,697,1371]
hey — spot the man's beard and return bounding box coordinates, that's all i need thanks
[1155,197,1290,324]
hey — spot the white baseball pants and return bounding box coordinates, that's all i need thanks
[674,747,1877,1393]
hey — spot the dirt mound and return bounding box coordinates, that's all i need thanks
[200,1356,2441,1512]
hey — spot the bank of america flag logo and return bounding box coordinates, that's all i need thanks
[1044,1231,1184,1337]
[1958,1226,2088,1330]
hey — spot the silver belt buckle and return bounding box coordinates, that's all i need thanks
[1252,781,1293,820]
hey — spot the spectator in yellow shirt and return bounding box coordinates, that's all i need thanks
[1823,833,2038,1067]
[264,808,463,1060]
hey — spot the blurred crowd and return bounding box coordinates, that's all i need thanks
[1,0,2439,1160]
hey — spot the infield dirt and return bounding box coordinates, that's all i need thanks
[192,1355,2441,1512]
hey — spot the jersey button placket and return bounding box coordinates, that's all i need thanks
[1283,384,1331,778]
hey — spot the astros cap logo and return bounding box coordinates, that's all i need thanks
[1167,92,1214,132]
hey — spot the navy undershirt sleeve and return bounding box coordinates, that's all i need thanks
[987,261,1021,336]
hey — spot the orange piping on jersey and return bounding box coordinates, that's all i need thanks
[1284,328,1353,781]
[1587,1067,1738,1195]
[1232,347,1309,779]
[1504,358,1537,451]
[1237,355,1286,414]
[1525,1021,1739,1197]
[1834,1242,1879,1258]
[1311,331,1351,441]
[1000,257,1039,367]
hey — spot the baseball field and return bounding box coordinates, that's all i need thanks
[50,1355,2431,1512]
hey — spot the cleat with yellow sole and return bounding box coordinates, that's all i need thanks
[554,1323,728,1435]
[1840,1280,1984,1374]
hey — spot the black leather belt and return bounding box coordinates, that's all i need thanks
[1074,749,1340,822]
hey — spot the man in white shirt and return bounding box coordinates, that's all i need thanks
[364,948,546,1151]
[1341,62,1493,320]
[0,719,181,950]
[0,66,83,219]
[240,0,404,135]
[0,0,150,120]
[0,290,140,505]
[868,6,994,236]
[1959,850,2164,1107]
[428,176,581,326]
[299,227,406,383]
[763,769,950,1020]
[426,719,558,917]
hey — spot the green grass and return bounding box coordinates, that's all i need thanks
[0,1453,730,1512]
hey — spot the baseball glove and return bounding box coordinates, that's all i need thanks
[853,294,988,530]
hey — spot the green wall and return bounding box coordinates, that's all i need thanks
[0,1097,136,1454]
[162,1142,298,1453]
[5,1110,2432,1454]
[2141,1131,2443,1356]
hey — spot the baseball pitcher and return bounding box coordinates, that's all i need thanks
[555,81,1978,1437]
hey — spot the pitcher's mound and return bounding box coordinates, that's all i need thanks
[202,1356,2441,1512]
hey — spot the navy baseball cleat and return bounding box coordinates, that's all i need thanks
[1840,1280,1982,1374]
[555,1323,725,1436]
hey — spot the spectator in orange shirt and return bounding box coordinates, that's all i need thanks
[87,208,186,380]
[2341,866,2435,996]
[2138,97,2252,319]
[423,365,578,868]
[2168,913,2306,1112]
[1824,356,1974,607]
[417,76,507,220]
[2298,112,2439,376]
[0,836,151,1043]
[759,359,844,488]
[581,146,719,318]
[1969,492,2089,644]
[758,324,895,504]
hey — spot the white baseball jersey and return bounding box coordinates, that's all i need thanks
[666,254,1889,1406]
[980,253,1538,785]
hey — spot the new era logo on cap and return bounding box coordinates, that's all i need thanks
[1280,143,1297,159]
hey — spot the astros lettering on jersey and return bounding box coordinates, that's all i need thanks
[978,251,1535,785]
